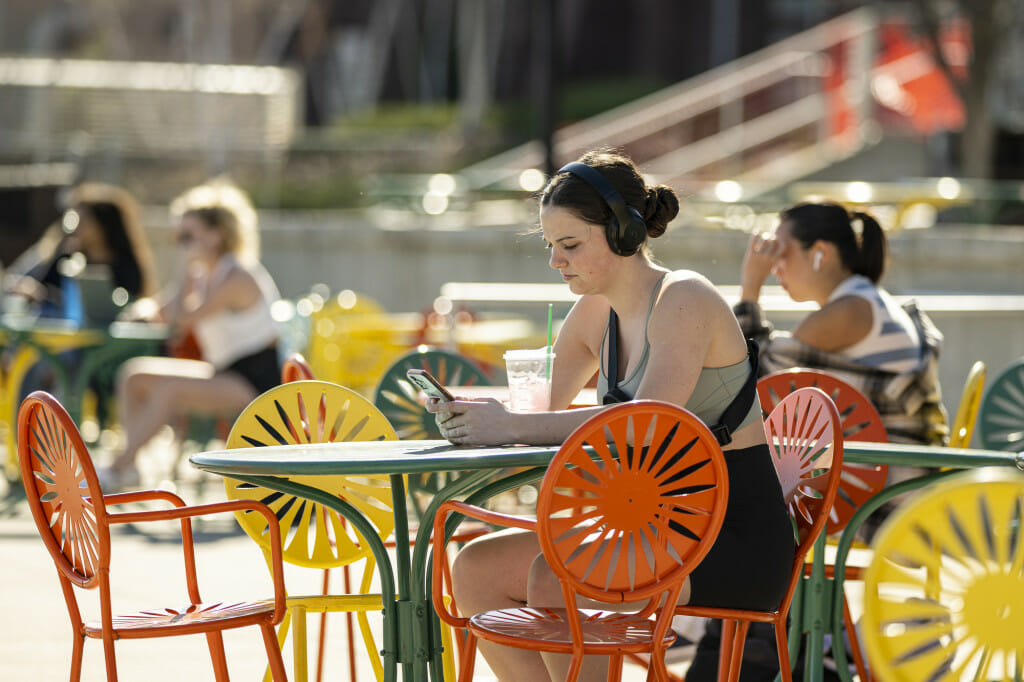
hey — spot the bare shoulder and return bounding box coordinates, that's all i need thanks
[659,270,729,312]
[213,260,263,305]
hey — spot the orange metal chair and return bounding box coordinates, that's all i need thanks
[17,390,289,682]
[672,387,845,682]
[757,368,888,534]
[756,369,886,681]
[281,352,316,384]
[432,400,731,682]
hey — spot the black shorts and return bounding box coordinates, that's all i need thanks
[686,443,795,611]
[225,345,280,395]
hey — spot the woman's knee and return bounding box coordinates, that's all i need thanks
[450,538,493,603]
[526,554,561,607]
[451,532,535,609]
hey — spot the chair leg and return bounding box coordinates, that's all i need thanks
[723,620,751,682]
[716,620,735,682]
[293,605,309,682]
[261,621,290,682]
[774,621,794,682]
[457,631,478,682]
[843,596,871,682]
[266,610,293,682]
[205,630,230,682]
[439,610,458,682]
[607,653,624,681]
[70,633,85,682]
[342,564,357,682]
[315,567,332,682]
[98,627,123,682]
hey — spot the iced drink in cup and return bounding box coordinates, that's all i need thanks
[503,347,555,412]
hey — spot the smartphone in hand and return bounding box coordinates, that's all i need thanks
[406,369,454,402]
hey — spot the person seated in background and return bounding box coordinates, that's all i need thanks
[3,182,157,321]
[98,179,281,489]
[425,149,795,682]
[2,183,159,425]
[686,200,950,682]
[734,199,948,445]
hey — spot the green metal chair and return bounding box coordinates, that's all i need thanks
[977,356,1024,452]
[373,347,492,440]
[373,347,493,517]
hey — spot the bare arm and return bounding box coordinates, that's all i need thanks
[548,296,605,410]
[174,265,263,329]
[791,295,872,352]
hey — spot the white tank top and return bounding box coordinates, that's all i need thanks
[193,254,280,370]
[829,275,922,374]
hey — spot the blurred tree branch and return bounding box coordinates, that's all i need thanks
[910,0,1015,178]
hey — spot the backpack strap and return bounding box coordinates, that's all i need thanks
[602,311,631,404]
[708,339,760,446]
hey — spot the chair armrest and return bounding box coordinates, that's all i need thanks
[431,500,536,628]
[102,489,188,508]
[108,499,287,623]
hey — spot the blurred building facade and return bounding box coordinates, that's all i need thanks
[0,0,866,125]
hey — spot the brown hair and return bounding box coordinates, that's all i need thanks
[540,148,679,251]
[170,179,260,264]
[781,201,887,283]
[69,182,157,297]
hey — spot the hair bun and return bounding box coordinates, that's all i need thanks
[643,185,678,238]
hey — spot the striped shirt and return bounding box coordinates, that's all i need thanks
[734,286,949,446]
[828,275,922,374]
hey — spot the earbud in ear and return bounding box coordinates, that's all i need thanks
[813,251,824,271]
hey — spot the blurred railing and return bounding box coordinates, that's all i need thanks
[460,7,880,199]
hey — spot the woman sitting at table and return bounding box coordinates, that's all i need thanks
[426,149,795,682]
[98,179,281,489]
[684,199,951,682]
[735,199,948,446]
[3,182,158,321]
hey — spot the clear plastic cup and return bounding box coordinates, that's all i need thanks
[503,347,555,412]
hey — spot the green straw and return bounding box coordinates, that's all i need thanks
[546,303,553,379]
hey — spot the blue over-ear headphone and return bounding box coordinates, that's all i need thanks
[558,161,648,256]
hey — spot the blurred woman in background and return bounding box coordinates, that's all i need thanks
[98,179,280,489]
[3,182,157,319]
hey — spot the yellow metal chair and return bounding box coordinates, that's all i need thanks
[948,360,986,449]
[224,380,455,682]
[305,289,420,397]
[977,356,1024,453]
[861,467,1024,682]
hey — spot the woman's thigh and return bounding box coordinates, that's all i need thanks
[120,356,216,382]
[123,364,256,417]
[453,528,541,603]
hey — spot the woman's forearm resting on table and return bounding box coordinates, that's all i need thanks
[428,398,605,446]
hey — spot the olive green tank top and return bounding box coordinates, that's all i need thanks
[597,274,761,431]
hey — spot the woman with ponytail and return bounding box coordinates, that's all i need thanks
[734,200,947,446]
[684,200,950,682]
